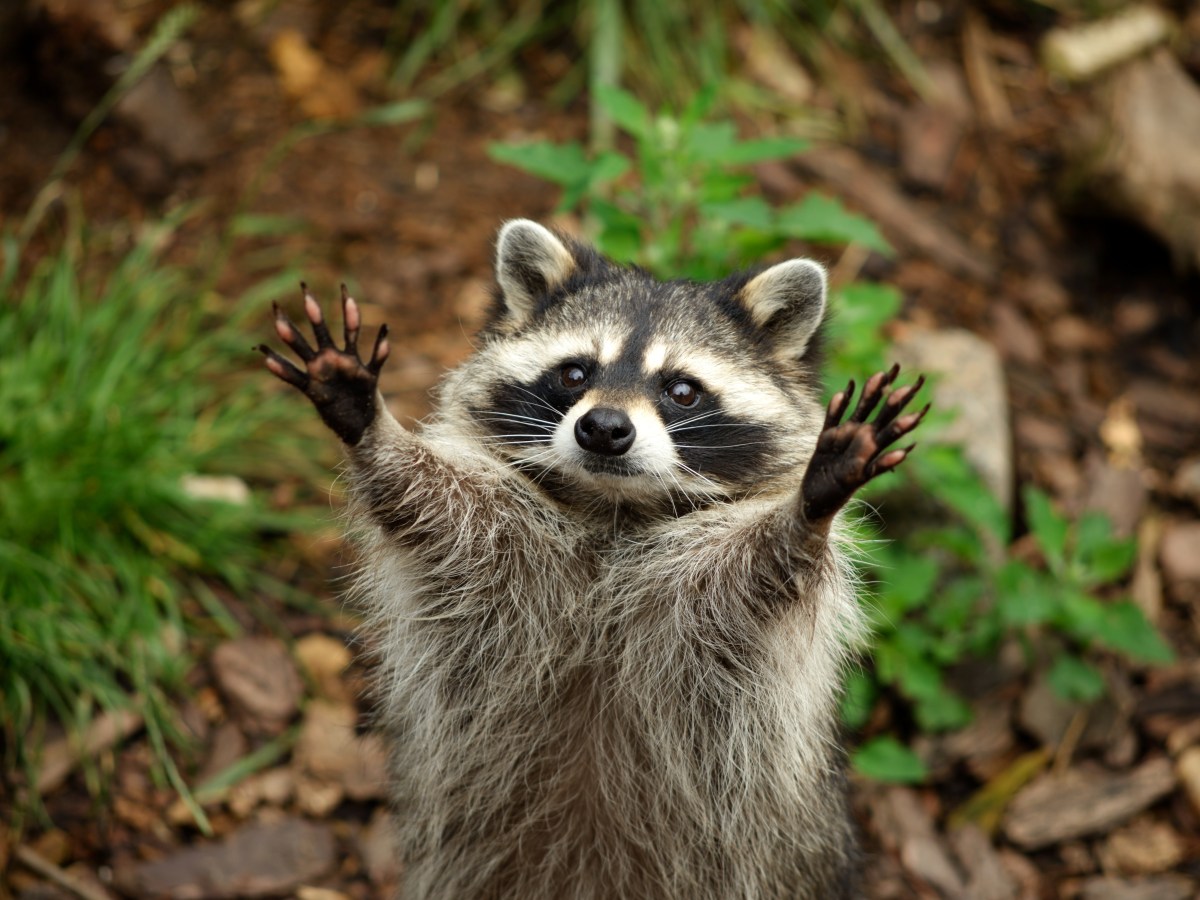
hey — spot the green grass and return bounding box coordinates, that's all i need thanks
[0,212,324,823]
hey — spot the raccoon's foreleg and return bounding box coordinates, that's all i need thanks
[261,287,545,555]
[800,364,927,525]
[259,283,390,447]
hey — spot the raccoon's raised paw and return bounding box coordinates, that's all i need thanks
[800,364,927,524]
[258,283,390,446]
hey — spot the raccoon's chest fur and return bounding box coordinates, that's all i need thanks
[355,456,859,900]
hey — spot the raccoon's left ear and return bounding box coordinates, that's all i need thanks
[494,219,577,327]
[737,259,827,359]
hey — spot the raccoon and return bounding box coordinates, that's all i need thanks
[260,220,926,899]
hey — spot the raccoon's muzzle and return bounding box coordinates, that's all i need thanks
[574,406,636,456]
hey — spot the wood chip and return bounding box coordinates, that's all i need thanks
[1177,746,1200,815]
[1002,758,1176,849]
[1099,817,1186,875]
[112,818,335,899]
[1042,5,1174,82]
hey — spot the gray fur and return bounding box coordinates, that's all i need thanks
[345,223,865,898]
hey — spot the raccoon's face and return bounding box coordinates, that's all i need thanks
[441,220,829,511]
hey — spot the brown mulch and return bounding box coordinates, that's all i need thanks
[2,1,1199,898]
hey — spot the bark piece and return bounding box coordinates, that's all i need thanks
[112,818,335,899]
[358,810,402,886]
[293,699,387,801]
[1076,875,1195,900]
[948,824,1019,900]
[1002,758,1176,849]
[211,638,303,735]
[1066,51,1200,272]
[873,788,966,897]
[37,708,143,794]
[787,147,997,282]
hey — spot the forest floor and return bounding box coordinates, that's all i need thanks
[2,1,1199,898]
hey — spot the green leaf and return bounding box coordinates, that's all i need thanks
[487,140,591,187]
[1047,654,1106,703]
[1074,512,1136,584]
[914,688,972,732]
[595,85,651,139]
[996,560,1057,626]
[587,150,632,187]
[875,551,939,616]
[590,200,644,264]
[908,446,1009,542]
[685,121,738,162]
[697,197,774,230]
[681,85,718,126]
[1024,486,1068,571]
[1093,602,1174,664]
[852,736,927,783]
[776,193,892,254]
[1057,590,1108,640]
[832,283,903,333]
[706,136,810,165]
[840,669,878,730]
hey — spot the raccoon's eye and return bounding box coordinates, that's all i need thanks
[560,364,588,390]
[665,379,701,408]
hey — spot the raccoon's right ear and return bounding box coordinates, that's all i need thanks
[737,259,827,360]
[494,219,577,326]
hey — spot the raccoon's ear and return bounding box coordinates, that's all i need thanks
[494,219,577,326]
[737,259,827,359]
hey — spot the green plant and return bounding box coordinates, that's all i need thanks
[845,447,1173,781]
[489,85,889,280]
[0,211,322,826]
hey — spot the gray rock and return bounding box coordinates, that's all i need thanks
[1159,521,1200,599]
[892,326,1013,511]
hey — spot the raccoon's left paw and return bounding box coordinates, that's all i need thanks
[801,364,927,523]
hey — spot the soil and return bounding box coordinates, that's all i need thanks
[3,1,1199,898]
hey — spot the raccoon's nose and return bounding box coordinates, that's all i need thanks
[575,407,636,456]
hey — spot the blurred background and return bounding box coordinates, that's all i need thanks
[2,1,1199,897]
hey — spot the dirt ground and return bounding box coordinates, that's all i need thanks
[3,1,1199,898]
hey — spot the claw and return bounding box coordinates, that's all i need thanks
[258,343,309,389]
[302,284,335,348]
[368,323,390,374]
[850,364,900,424]
[824,380,855,431]
[341,283,361,355]
[273,303,316,361]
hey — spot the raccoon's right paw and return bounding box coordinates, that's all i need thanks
[258,283,390,446]
[800,364,927,524]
